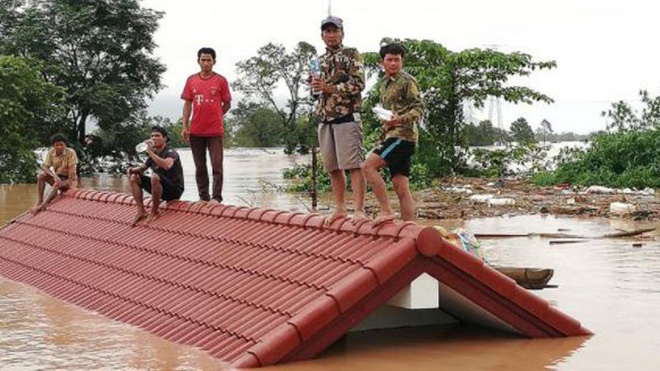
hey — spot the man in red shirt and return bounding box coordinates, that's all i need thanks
[181,47,232,203]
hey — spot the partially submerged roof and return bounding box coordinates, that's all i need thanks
[0,190,591,367]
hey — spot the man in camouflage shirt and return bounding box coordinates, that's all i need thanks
[311,16,367,225]
[363,42,424,225]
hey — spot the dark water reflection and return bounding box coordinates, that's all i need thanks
[1,149,659,370]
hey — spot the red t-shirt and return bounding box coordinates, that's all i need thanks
[181,73,231,137]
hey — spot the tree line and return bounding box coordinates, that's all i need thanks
[3,0,605,187]
[464,118,590,147]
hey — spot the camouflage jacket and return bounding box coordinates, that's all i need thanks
[314,45,365,122]
[379,71,424,143]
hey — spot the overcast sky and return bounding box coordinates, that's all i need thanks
[142,0,660,134]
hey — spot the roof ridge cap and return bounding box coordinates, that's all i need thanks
[63,191,434,240]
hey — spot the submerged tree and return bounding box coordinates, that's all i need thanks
[536,119,553,144]
[464,120,509,146]
[363,39,555,175]
[233,42,317,153]
[225,102,285,147]
[510,117,535,144]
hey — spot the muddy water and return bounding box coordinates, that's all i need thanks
[2,149,660,370]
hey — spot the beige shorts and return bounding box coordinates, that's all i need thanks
[318,120,364,172]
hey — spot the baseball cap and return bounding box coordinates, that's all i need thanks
[321,16,343,30]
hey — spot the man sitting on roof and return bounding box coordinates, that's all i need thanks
[127,126,184,226]
[31,134,78,215]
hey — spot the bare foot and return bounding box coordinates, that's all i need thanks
[209,199,221,206]
[131,210,148,226]
[324,210,347,226]
[30,204,44,215]
[146,211,161,223]
[372,212,396,226]
[351,210,368,225]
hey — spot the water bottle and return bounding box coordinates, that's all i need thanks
[135,139,154,153]
[309,58,322,96]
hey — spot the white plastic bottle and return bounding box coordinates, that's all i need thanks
[309,58,322,96]
[135,139,154,153]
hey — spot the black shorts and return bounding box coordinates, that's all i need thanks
[372,137,416,178]
[140,175,183,201]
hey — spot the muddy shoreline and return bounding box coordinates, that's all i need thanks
[355,177,660,221]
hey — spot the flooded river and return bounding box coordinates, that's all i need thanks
[1,148,659,370]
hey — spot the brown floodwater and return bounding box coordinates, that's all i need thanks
[1,148,660,370]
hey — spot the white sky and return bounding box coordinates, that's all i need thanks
[142,0,660,134]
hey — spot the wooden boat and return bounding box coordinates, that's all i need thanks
[494,267,554,290]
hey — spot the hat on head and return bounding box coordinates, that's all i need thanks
[321,16,343,30]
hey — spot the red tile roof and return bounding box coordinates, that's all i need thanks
[0,190,591,367]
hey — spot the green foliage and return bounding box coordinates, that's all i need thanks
[536,131,589,143]
[161,119,189,150]
[509,117,535,144]
[233,42,317,154]
[602,90,660,132]
[0,55,65,183]
[283,156,434,193]
[463,120,509,146]
[535,119,554,143]
[470,143,548,178]
[1,0,165,174]
[82,115,187,174]
[530,171,557,186]
[283,162,331,193]
[539,130,660,188]
[363,38,556,177]
[225,102,284,147]
[536,91,660,189]
[409,163,433,189]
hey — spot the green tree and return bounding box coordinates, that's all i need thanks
[536,119,553,144]
[0,55,64,183]
[602,90,660,132]
[535,91,660,188]
[363,39,555,176]
[226,102,284,147]
[0,0,165,171]
[464,120,509,146]
[233,42,317,153]
[510,117,535,144]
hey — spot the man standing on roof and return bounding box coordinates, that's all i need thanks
[181,47,232,204]
[31,134,78,215]
[363,42,424,225]
[311,16,367,225]
[127,126,184,225]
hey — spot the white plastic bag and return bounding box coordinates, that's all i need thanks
[488,198,516,206]
[470,194,493,203]
[372,105,394,121]
[609,202,635,215]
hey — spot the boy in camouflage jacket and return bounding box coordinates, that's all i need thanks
[363,42,424,225]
